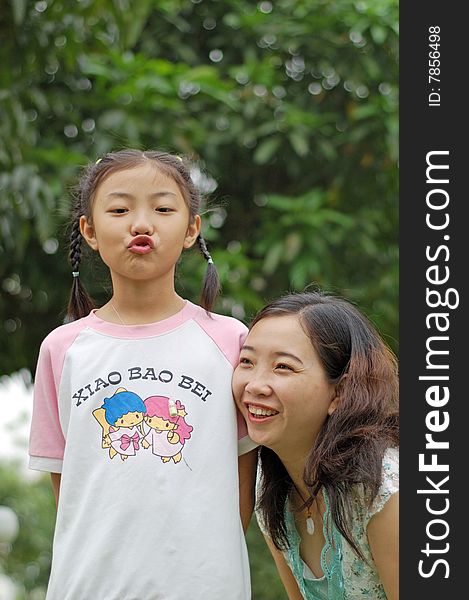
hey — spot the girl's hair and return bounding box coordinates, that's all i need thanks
[254,291,399,559]
[101,389,146,426]
[68,149,220,320]
[144,396,193,444]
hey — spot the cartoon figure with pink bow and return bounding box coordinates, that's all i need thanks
[93,388,146,461]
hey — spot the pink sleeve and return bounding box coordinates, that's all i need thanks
[233,331,258,454]
[225,323,257,455]
[29,322,83,472]
[193,308,248,369]
[29,339,66,471]
[192,308,257,455]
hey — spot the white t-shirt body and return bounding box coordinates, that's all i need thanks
[30,301,254,600]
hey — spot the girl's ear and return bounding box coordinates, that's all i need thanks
[183,214,201,249]
[80,215,99,250]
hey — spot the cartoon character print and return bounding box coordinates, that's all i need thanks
[142,396,193,464]
[92,387,146,461]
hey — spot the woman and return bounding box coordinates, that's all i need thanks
[233,291,399,599]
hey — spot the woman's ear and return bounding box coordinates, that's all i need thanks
[183,214,201,249]
[328,395,340,416]
[79,215,99,250]
[328,374,347,416]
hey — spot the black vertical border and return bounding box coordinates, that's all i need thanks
[400,3,465,597]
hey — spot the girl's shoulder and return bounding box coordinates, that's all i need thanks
[39,313,93,354]
[188,302,248,368]
[35,313,94,382]
[189,301,248,333]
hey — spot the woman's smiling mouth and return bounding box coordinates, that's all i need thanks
[247,403,279,420]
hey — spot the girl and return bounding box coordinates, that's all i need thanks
[233,291,399,600]
[29,149,257,600]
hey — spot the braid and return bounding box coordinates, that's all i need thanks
[197,235,220,312]
[67,216,95,321]
[197,235,212,263]
[69,218,82,273]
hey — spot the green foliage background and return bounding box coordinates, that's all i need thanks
[0,0,398,597]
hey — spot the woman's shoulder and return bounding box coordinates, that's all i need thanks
[381,446,399,491]
[382,446,399,477]
[367,447,399,520]
[348,447,398,526]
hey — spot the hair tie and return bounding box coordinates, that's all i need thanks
[72,271,80,278]
[207,257,214,265]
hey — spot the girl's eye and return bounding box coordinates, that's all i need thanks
[239,357,253,366]
[108,208,129,215]
[155,207,173,213]
[120,419,124,425]
[166,422,170,428]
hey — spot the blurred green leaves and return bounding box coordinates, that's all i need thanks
[1,0,398,369]
[0,465,55,597]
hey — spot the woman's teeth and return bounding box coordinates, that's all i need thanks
[248,405,278,417]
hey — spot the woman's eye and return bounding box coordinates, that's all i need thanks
[239,357,252,366]
[276,363,293,371]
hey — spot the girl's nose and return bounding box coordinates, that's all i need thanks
[131,210,154,236]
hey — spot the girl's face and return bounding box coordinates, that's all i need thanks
[80,163,200,286]
[232,315,338,458]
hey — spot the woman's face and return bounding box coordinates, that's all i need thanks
[233,315,338,457]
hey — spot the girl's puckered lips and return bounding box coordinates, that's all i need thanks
[127,235,155,254]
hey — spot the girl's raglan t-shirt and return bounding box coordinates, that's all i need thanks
[29,301,255,600]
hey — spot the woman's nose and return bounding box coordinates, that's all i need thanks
[244,376,272,397]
